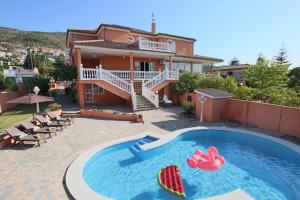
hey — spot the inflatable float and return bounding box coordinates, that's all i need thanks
[157,165,186,198]
[187,146,225,171]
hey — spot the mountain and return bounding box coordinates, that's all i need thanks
[0,26,66,49]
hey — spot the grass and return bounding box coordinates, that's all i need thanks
[0,103,49,132]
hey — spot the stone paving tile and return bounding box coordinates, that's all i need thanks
[0,107,200,200]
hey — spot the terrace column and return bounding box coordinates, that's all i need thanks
[75,48,82,80]
[130,53,134,80]
[78,83,85,108]
[168,56,173,71]
[75,48,84,108]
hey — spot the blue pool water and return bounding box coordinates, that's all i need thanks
[83,130,300,200]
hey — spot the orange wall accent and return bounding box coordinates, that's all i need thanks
[194,97,300,139]
[104,29,129,43]
[195,93,227,123]
[0,90,24,113]
[82,58,100,68]
[102,56,130,70]
[94,90,127,106]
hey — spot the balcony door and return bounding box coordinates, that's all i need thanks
[134,61,154,71]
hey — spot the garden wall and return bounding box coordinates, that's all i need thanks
[225,99,300,138]
[0,88,24,113]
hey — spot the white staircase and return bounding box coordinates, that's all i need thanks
[80,65,179,111]
[141,68,179,109]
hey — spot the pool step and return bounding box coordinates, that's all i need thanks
[129,136,158,157]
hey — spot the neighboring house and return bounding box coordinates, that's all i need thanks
[213,64,250,85]
[66,18,223,111]
[3,66,39,83]
[0,51,5,58]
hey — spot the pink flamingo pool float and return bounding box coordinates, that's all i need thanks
[187,146,225,171]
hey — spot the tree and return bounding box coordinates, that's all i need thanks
[245,57,289,102]
[172,72,201,94]
[49,54,77,81]
[288,67,300,92]
[229,57,240,66]
[274,44,291,66]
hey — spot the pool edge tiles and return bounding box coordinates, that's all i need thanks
[65,126,300,200]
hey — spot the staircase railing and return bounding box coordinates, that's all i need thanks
[131,81,137,111]
[144,68,179,89]
[142,81,159,108]
[80,65,131,93]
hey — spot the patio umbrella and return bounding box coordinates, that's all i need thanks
[6,94,54,113]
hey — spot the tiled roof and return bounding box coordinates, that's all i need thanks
[73,40,139,50]
[213,64,250,71]
[174,54,224,62]
[195,88,233,99]
[67,23,196,43]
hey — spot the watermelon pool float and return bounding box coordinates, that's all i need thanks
[157,165,186,198]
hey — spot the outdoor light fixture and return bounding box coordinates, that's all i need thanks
[33,86,40,95]
[199,95,207,123]
[33,86,40,113]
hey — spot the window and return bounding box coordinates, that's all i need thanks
[129,36,135,44]
[85,84,104,103]
[167,39,174,45]
[192,64,202,74]
[165,61,191,72]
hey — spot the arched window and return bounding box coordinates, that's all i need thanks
[167,39,175,45]
[129,36,135,44]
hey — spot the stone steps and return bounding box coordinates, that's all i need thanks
[135,95,156,111]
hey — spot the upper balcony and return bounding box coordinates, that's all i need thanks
[138,36,176,53]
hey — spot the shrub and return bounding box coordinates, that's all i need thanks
[0,75,17,91]
[23,76,49,95]
[45,102,62,112]
[182,100,194,115]
[172,72,201,95]
[233,86,254,100]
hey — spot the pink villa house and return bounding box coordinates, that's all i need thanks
[66,18,223,111]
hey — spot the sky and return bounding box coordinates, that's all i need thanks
[0,0,299,67]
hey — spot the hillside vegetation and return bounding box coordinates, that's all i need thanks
[0,27,66,49]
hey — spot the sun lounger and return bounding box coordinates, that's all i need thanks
[34,115,66,130]
[4,127,46,147]
[45,112,73,125]
[163,95,173,107]
[18,121,57,138]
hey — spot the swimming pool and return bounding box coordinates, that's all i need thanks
[67,127,300,200]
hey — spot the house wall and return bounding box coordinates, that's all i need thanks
[158,37,194,56]
[94,90,127,106]
[102,28,129,43]
[82,56,164,71]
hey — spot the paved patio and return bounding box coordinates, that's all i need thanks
[0,107,201,200]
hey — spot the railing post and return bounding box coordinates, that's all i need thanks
[80,64,83,80]
[99,65,102,79]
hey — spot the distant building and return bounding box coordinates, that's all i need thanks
[3,66,39,83]
[213,64,250,85]
[0,51,5,58]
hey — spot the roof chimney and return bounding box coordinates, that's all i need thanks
[151,12,156,34]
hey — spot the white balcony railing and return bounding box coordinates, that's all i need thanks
[80,65,131,93]
[138,36,176,53]
[106,70,161,80]
[144,68,179,89]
